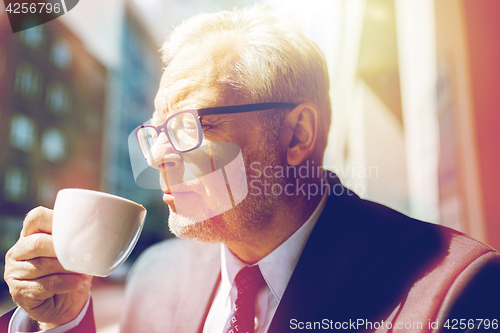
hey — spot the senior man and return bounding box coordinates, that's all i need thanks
[3,5,500,333]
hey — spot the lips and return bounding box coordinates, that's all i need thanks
[163,191,175,204]
[163,190,201,215]
[164,190,197,198]
[159,164,205,215]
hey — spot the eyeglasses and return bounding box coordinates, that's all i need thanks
[133,102,297,158]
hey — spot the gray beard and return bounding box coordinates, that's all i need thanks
[167,131,287,243]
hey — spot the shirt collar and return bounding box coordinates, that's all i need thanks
[220,189,328,303]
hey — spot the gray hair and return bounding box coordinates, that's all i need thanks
[161,4,331,157]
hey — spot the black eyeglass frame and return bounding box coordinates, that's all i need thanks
[133,102,298,154]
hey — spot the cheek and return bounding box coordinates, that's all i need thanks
[182,162,206,181]
[180,147,215,179]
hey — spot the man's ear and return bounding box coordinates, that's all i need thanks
[280,103,319,166]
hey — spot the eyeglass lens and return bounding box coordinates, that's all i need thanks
[136,112,200,156]
[166,112,200,151]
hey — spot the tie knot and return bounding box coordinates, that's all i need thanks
[234,266,266,297]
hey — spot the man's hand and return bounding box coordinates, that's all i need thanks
[4,207,92,330]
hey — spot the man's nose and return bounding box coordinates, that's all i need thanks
[147,132,183,169]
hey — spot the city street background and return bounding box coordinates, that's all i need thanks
[1,0,499,332]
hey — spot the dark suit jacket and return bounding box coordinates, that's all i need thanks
[118,174,500,332]
[2,174,500,332]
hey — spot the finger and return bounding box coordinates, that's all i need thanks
[7,233,56,261]
[10,273,90,304]
[6,257,69,281]
[22,207,53,237]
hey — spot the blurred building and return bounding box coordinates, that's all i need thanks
[0,16,107,291]
[101,1,169,259]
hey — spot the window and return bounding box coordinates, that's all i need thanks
[4,166,28,201]
[19,21,43,48]
[46,82,72,114]
[14,62,41,100]
[41,128,66,162]
[51,39,72,69]
[10,114,36,152]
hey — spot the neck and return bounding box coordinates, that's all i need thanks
[225,179,323,264]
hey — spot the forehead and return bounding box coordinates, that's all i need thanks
[154,31,243,118]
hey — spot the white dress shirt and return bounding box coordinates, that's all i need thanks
[9,297,90,333]
[204,190,328,333]
[9,191,327,333]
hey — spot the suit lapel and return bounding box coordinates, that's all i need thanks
[269,174,446,332]
[173,243,221,333]
[0,308,15,333]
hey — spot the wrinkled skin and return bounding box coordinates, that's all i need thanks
[4,206,92,330]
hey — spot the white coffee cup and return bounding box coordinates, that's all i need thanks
[52,188,147,277]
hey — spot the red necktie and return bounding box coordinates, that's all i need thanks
[223,266,266,333]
